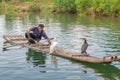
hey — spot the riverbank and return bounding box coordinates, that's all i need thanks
[0,1,54,16]
[53,0,120,18]
[1,0,120,18]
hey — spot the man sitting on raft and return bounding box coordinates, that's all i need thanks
[25,24,51,45]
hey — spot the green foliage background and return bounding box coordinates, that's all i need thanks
[54,0,120,16]
[1,0,120,17]
[54,0,76,13]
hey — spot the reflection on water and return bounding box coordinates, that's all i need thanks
[26,49,59,73]
[71,59,120,80]
[0,12,120,80]
[50,55,58,71]
[26,49,46,73]
[25,48,120,80]
[51,56,57,65]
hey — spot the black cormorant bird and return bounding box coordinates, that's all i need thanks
[81,38,88,54]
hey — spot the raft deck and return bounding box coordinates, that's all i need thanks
[3,35,120,63]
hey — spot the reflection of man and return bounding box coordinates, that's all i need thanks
[26,49,46,67]
[25,24,51,45]
[26,49,46,73]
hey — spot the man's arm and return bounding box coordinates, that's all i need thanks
[42,30,51,45]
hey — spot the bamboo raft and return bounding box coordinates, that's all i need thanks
[3,35,120,63]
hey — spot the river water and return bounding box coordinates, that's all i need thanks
[0,12,120,80]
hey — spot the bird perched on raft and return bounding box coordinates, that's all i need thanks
[49,38,58,54]
[81,38,88,55]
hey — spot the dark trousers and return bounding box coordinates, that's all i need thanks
[25,33,41,40]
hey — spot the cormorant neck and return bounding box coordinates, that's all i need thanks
[84,40,87,43]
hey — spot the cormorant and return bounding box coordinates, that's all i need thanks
[81,38,88,54]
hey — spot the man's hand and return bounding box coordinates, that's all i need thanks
[29,31,33,33]
[47,38,51,46]
[26,28,33,33]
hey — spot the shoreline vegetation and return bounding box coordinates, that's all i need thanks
[1,0,120,18]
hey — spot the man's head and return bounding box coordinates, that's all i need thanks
[38,24,44,32]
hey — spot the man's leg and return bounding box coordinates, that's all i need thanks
[25,33,28,39]
[25,33,36,44]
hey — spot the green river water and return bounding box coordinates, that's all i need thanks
[0,12,120,80]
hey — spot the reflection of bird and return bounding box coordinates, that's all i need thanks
[49,38,58,54]
[81,38,88,54]
[82,70,87,74]
[51,56,57,64]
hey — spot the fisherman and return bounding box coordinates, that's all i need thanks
[25,24,51,45]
